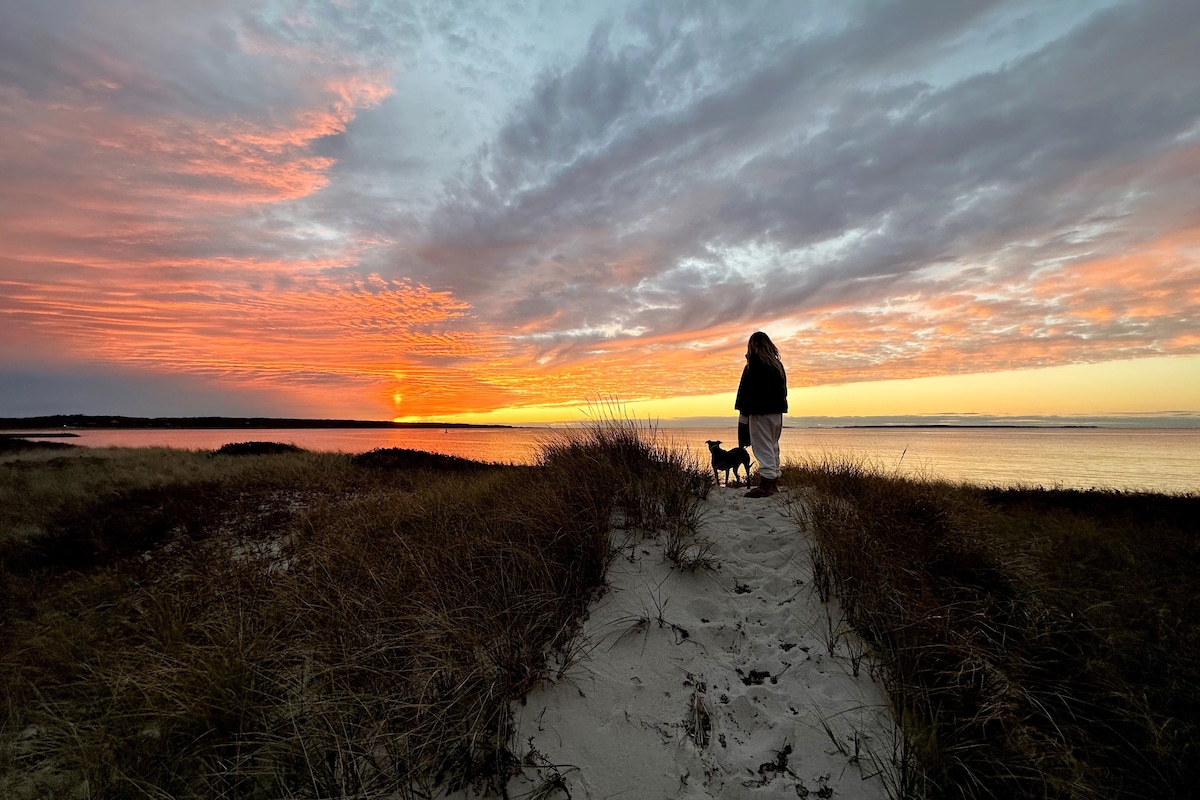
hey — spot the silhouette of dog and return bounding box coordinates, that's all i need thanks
[705,440,751,487]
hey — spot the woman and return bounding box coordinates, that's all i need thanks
[734,331,788,497]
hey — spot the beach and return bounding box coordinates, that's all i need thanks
[2,439,1195,798]
[479,486,893,799]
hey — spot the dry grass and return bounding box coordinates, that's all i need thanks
[0,422,706,799]
[539,405,712,570]
[786,456,1199,800]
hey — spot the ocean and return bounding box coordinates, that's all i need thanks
[7,425,1197,494]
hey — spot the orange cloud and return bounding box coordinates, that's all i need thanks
[0,59,392,232]
[6,214,1197,420]
[1,268,495,417]
[5,68,1199,422]
[621,229,1195,402]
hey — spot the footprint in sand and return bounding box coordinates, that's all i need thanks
[686,597,720,622]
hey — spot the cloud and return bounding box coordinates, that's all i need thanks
[0,263,506,417]
[2,0,1198,418]
[0,364,291,419]
[402,0,1200,371]
[0,0,394,277]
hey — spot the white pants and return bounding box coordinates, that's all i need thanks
[745,413,783,479]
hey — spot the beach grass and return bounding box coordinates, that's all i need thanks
[8,429,1194,799]
[785,457,1199,800]
[0,421,707,799]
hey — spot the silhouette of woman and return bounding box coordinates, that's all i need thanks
[734,331,788,497]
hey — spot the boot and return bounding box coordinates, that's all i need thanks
[744,477,779,498]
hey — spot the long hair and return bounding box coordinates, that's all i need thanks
[747,331,786,377]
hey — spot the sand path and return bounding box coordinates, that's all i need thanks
[496,486,895,799]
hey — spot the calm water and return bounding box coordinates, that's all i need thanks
[6,426,1197,494]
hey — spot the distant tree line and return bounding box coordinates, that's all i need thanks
[0,414,511,430]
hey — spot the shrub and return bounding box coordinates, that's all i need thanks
[212,441,305,456]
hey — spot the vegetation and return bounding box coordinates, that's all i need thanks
[786,457,1199,800]
[0,423,707,799]
[6,426,1194,800]
[0,437,76,455]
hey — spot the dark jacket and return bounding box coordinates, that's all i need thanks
[735,355,788,415]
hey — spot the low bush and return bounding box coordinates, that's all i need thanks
[351,446,498,472]
[212,441,306,456]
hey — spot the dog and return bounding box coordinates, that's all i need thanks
[705,440,752,487]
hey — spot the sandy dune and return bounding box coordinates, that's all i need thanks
[491,486,896,799]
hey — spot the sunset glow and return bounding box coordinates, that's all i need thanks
[2,2,1198,424]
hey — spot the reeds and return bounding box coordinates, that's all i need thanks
[786,455,1199,800]
[539,403,712,569]
[0,422,707,799]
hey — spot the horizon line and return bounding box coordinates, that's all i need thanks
[4,411,1200,430]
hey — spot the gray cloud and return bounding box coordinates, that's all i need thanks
[392,0,1199,361]
[0,365,288,418]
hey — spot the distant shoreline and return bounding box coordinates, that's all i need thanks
[0,415,514,431]
[0,432,80,438]
[835,424,1101,429]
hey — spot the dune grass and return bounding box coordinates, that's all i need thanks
[13,427,1190,799]
[785,457,1199,800]
[0,422,707,799]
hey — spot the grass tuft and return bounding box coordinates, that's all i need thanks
[539,402,711,571]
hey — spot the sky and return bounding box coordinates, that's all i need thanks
[1,0,1198,425]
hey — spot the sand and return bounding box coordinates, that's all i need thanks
[457,485,896,799]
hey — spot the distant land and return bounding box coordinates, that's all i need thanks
[838,424,1100,429]
[654,413,1200,429]
[0,415,513,431]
